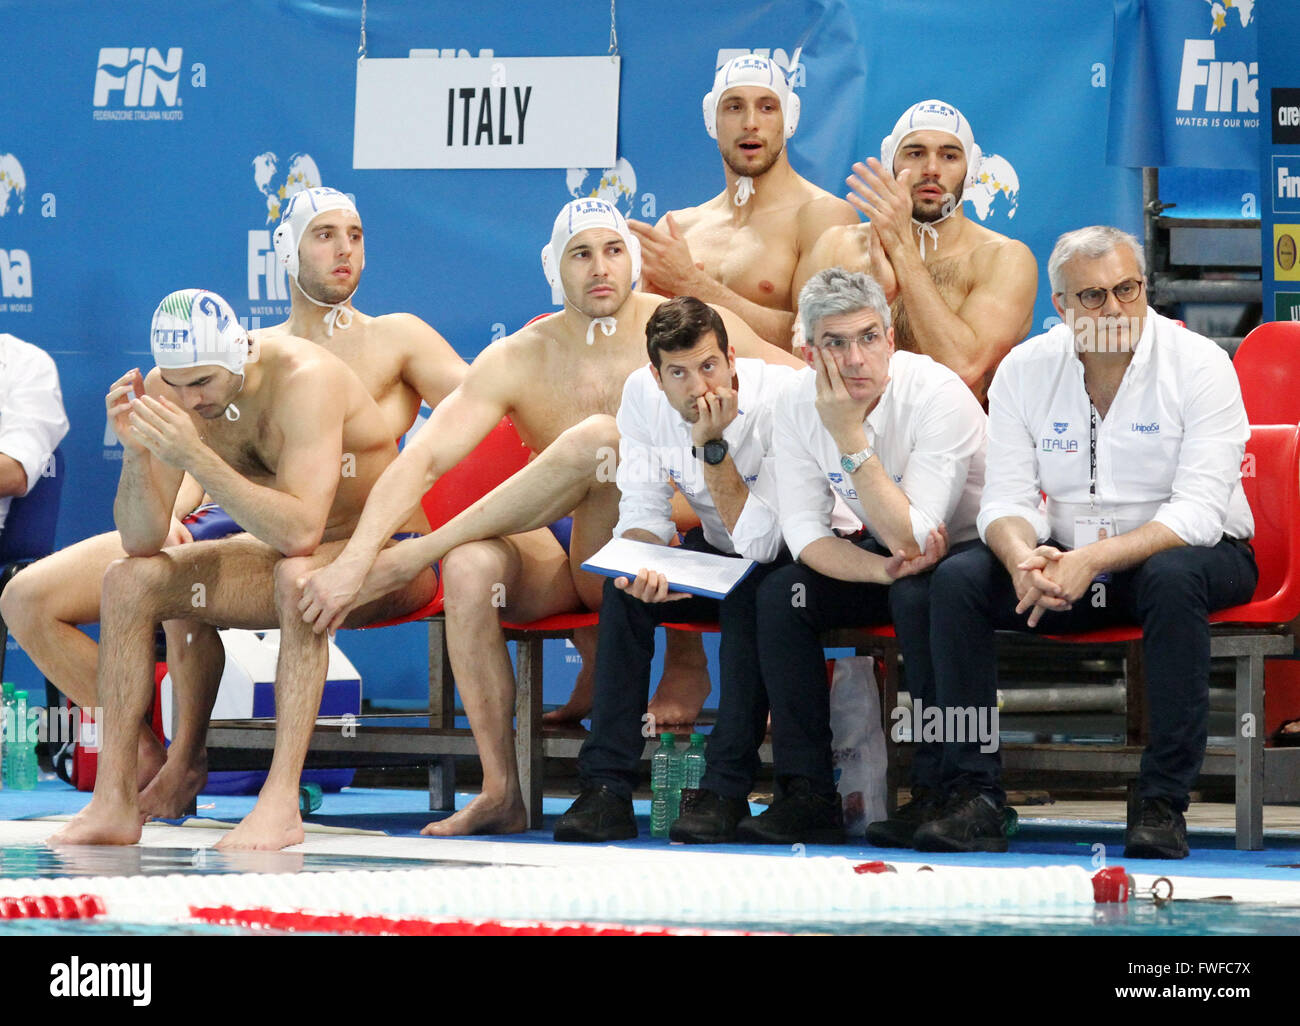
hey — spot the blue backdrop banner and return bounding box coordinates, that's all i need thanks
[1108,0,1260,170]
[0,0,1140,706]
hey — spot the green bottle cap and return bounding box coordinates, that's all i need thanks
[659,732,676,744]
[13,691,26,701]
[690,732,706,743]
[2,682,13,696]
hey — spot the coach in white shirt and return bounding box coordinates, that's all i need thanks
[735,267,986,846]
[919,225,1256,859]
[556,297,798,844]
[0,333,69,534]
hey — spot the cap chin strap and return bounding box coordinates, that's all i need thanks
[295,278,356,337]
[586,317,618,345]
[914,220,939,260]
[733,177,755,206]
[911,189,961,260]
[223,374,245,422]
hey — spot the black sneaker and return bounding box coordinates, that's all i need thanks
[865,787,945,849]
[553,786,637,842]
[913,788,1009,853]
[1124,797,1189,859]
[734,778,845,845]
[670,790,752,844]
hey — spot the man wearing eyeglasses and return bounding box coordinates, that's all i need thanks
[882,226,1257,858]
[734,267,986,845]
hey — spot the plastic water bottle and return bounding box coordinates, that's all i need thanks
[684,733,706,789]
[1,682,14,787]
[650,733,677,838]
[666,734,686,830]
[12,690,36,790]
[299,782,323,815]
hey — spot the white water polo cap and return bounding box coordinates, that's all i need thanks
[880,99,982,190]
[150,289,249,374]
[540,198,642,307]
[272,186,362,334]
[702,54,800,140]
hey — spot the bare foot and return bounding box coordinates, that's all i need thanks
[648,649,712,726]
[542,662,593,725]
[139,750,207,820]
[420,792,527,836]
[215,800,304,852]
[136,726,167,792]
[48,796,144,847]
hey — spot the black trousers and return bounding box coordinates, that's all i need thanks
[753,537,976,796]
[577,531,791,799]
[926,538,1258,809]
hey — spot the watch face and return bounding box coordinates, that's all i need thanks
[704,439,728,465]
[840,454,856,474]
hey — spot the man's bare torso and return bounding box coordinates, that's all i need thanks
[492,294,666,453]
[259,311,462,442]
[670,199,805,311]
[159,339,413,541]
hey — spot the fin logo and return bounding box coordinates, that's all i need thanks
[714,48,805,86]
[93,47,184,108]
[248,151,322,304]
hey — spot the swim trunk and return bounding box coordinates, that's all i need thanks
[547,516,573,555]
[181,503,244,542]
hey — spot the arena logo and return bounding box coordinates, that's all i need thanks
[0,152,26,216]
[247,151,322,306]
[93,46,203,122]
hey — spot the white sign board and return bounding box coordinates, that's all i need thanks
[353,56,620,169]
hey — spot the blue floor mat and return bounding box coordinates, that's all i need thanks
[7,777,1300,881]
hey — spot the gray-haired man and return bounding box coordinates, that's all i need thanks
[735,267,986,845]
[904,226,1256,858]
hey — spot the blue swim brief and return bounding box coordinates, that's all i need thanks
[181,503,244,542]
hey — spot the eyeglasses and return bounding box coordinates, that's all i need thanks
[1070,277,1145,310]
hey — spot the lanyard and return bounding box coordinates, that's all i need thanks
[1088,402,1098,510]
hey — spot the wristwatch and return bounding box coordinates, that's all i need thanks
[692,438,729,466]
[839,445,875,474]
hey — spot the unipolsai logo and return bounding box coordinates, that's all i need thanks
[248,151,322,306]
[93,47,197,121]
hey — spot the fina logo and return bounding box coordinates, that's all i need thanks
[1175,2,1258,116]
[566,158,639,218]
[248,152,322,304]
[0,153,26,216]
[0,153,33,303]
[93,47,184,108]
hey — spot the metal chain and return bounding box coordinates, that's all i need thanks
[358,0,368,59]
[608,0,618,56]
